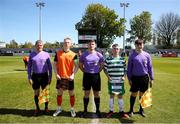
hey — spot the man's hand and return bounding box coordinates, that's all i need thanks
[69,73,74,81]
[28,79,33,85]
[108,76,112,82]
[150,80,154,88]
[122,76,125,81]
[129,80,132,86]
[56,74,61,80]
[48,79,51,85]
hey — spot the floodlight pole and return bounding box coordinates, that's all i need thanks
[36,2,45,41]
[120,3,129,55]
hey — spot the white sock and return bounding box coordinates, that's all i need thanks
[109,98,114,111]
[58,106,61,110]
[118,98,124,112]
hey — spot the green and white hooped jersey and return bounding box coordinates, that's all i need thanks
[104,56,126,95]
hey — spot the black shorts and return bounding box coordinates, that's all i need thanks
[56,79,74,90]
[31,73,48,90]
[83,72,101,91]
[130,75,149,93]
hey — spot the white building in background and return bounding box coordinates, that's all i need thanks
[0,41,6,48]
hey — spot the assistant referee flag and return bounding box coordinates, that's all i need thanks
[38,85,50,104]
[139,88,152,108]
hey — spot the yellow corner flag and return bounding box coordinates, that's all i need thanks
[139,88,152,108]
[38,85,50,104]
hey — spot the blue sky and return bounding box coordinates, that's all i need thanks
[0,0,179,47]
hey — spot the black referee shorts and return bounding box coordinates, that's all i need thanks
[83,72,101,91]
[31,73,48,90]
[130,75,149,93]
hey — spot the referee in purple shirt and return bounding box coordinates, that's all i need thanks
[127,39,154,117]
[79,40,104,118]
[27,40,52,116]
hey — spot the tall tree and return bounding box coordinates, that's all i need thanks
[75,3,124,48]
[155,12,180,48]
[130,11,152,43]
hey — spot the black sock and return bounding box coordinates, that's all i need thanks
[45,102,48,109]
[94,97,100,112]
[83,97,89,112]
[130,95,136,112]
[139,96,143,112]
[34,95,40,110]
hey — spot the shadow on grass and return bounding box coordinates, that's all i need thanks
[0,108,35,117]
[14,69,27,71]
[55,111,135,123]
[0,108,135,123]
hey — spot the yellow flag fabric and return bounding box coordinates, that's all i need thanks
[38,85,50,104]
[139,88,152,108]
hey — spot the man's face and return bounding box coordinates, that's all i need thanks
[88,41,96,50]
[135,42,144,50]
[112,46,120,55]
[36,42,43,52]
[63,39,71,49]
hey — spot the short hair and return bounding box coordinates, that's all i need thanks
[135,39,144,44]
[88,40,96,43]
[35,40,43,46]
[112,43,120,48]
[64,37,72,42]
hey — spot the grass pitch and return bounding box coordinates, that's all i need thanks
[0,56,180,123]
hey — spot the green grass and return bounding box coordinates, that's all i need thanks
[0,56,180,123]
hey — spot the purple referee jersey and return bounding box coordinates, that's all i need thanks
[79,51,104,74]
[127,50,154,81]
[27,51,52,80]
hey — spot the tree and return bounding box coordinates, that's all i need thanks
[43,42,52,49]
[155,12,180,48]
[177,29,180,46]
[126,30,136,45]
[43,41,62,49]
[173,28,180,49]
[52,41,60,48]
[21,42,33,48]
[75,3,124,48]
[130,11,153,43]
[8,39,19,48]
